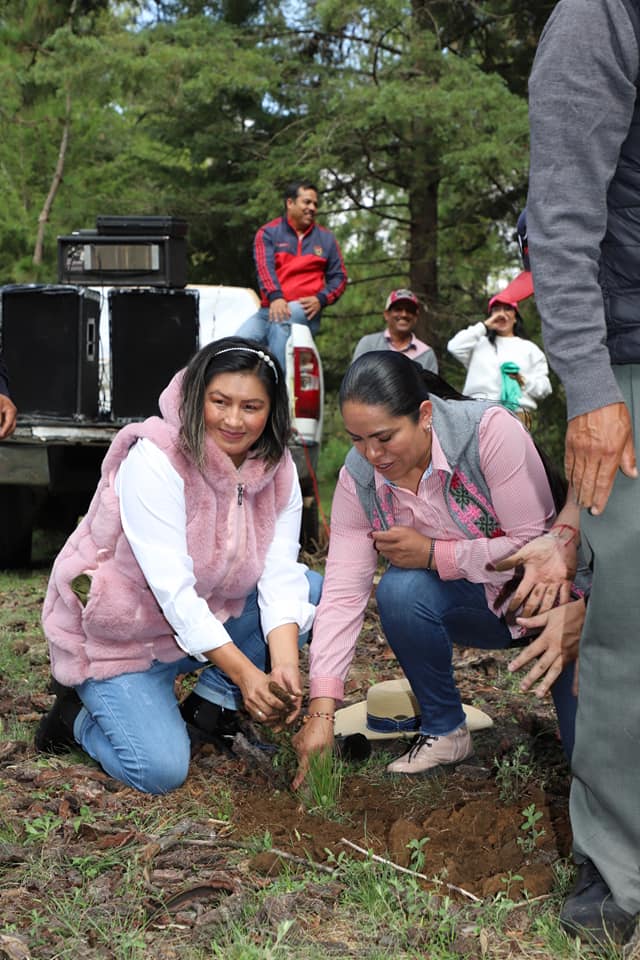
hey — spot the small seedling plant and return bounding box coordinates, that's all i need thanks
[407,836,430,873]
[494,744,535,803]
[517,803,546,854]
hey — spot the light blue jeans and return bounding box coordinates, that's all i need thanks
[236,302,322,374]
[376,566,576,758]
[73,570,322,794]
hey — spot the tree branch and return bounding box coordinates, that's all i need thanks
[33,92,71,266]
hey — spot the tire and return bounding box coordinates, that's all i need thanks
[301,496,320,550]
[0,485,36,568]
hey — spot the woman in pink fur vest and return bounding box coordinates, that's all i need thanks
[36,338,321,794]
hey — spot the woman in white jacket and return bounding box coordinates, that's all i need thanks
[447,297,551,424]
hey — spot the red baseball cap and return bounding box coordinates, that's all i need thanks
[385,288,419,310]
[488,270,534,313]
[488,295,519,312]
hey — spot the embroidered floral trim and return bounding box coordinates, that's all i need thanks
[371,485,395,531]
[448,470,504,539]
[368,469,502,541]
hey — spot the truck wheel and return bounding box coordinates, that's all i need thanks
[301,496,320,551]
[0,485,35,568]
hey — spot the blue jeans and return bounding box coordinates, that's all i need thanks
[376,566,576,758]
[74,571,323,794]
[236,302,322,375]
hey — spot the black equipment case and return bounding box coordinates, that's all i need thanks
[0,284,100,420]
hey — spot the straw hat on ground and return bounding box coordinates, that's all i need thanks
[334,678,493,741]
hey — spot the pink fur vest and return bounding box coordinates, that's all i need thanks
[42,372,295,686]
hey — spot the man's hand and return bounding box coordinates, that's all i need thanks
[269,298,291,324]
[298,296,321,321]
[491,532,577,615]
[507,598,585,698]
[0,394,17,439]
[565,403,637,515]
[370,527,431,568]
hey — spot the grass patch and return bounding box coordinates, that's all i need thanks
[0,559,623,960]
[304,748,345,817]
[0,570,49,692]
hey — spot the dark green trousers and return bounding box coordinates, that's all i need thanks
[570,364,640,915]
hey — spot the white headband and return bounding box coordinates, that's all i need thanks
[214,347,279,383]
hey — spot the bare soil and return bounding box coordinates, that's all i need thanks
[0,566,573,958]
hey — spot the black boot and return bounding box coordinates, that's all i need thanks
[35,685,83,754]
[179,691,240,750]
[560,860,638,946]
[335,733,371,764]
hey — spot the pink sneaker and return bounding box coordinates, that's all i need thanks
[386,726,473,775]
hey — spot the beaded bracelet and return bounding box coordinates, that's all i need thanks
[302,712,335,724]
[427,538,437,570]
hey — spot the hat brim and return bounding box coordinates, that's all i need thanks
[334,699,493,740]
[385,298,418,310]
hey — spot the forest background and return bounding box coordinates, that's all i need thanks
[1,0,566,470]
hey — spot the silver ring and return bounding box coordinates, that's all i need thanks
[257,710,265,719]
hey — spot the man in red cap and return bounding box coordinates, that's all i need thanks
[352,288,438,372]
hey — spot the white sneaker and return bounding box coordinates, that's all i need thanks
[386,726,473,775]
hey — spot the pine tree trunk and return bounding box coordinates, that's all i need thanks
[33,93,71,266]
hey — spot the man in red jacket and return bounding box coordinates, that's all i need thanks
[237,180,347,372]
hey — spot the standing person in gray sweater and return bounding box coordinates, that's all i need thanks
[528,0,640,946]
[352,289,438,373]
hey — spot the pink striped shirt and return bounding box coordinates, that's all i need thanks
[309,406,555,702]
[383,330,432,360]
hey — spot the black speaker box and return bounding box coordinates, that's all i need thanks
[58,234,187,287]
[0,284,100,420]
[109,288,199,421]
[96,215,188,238]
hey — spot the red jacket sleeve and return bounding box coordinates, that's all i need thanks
[254,220,284,303]
[317,231,347,307]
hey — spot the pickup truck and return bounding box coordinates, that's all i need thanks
[0,283,323,568]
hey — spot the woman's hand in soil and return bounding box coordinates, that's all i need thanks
[370,527,432,569]
[266,624,303,727]
[237,665,287,724]
[291,716,335,791]
[491,533,577,615]
[507,599,585,698]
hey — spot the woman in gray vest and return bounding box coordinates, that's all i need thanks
[293,351,578,783]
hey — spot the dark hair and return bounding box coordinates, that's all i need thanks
[179,337,290,468]
[283,180,318,205]
[339,351,465,422]
[340,351,567,512]
[517,209,529,270]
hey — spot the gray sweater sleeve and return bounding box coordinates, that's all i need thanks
[527,0,640,419]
